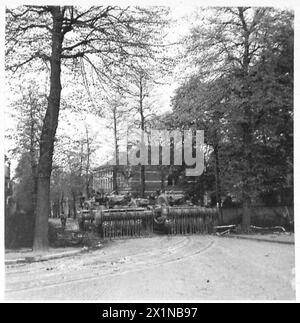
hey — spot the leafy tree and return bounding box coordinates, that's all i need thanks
[101,91,129,193]
[179,7,293,230]
[6,5,169,250]
[50,120,100,217]
[6,82,46,214]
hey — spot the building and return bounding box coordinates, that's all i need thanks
[92,140,202,197]
[92,163,185,196]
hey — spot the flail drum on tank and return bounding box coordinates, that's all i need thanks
[77,192,219,239]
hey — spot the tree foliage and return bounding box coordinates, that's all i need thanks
[170,7,293,227]
[6,5,170,250]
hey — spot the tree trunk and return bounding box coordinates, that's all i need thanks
[139,74,146,197]
[140,165,146,197]
[85,126,91,198]
[113,168,118,193]
[33,7,64,251]
[241,119,253,232]
[29,103,38,215]
[241,97,253,232]
[34,177,51,249]
[238,7,253,232]
[53,198,59,218]
[72,191,77,219]
[113,106,119,193]
[214,143,223,224]
[242,195,251,232]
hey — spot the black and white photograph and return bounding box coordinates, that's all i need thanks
[1,0,297,303]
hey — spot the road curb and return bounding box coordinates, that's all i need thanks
[220,234,294,245]
[5,246,101,266]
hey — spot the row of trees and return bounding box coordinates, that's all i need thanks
[6,6,293,248]
[6,5,171,250]
[163,8,293,229]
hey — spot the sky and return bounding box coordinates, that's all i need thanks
[2,0,299,174]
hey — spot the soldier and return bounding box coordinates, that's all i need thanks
[60,198,69,230]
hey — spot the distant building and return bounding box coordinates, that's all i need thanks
[92,163,184,196]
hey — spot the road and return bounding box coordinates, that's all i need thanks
[5,235,295,301]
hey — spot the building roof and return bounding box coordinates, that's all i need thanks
[93,151,128,172]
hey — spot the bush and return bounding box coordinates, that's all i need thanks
[5,211,35,249]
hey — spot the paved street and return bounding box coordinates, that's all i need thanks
[5,235,295,301]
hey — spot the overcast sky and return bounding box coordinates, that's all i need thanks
[3,1,298,174]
